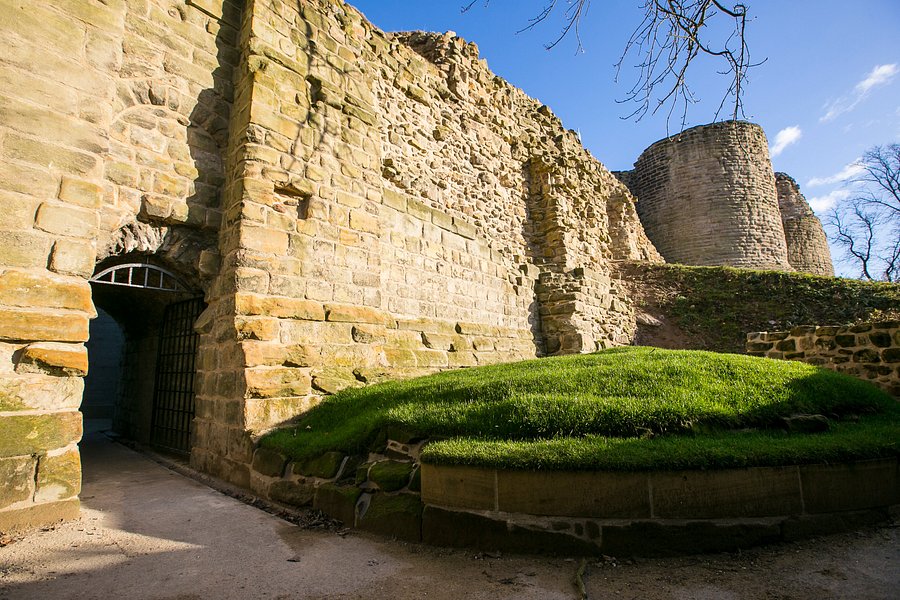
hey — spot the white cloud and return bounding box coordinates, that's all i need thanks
[769,126,802,157]
[807,160,866,187]
[856,63,898,94]
[821,63,898,122]
[808,189,852,213]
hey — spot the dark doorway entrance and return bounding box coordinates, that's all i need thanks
[86,258,206,456]
[150,297,205,454]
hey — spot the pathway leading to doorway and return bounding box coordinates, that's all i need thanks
[1,428,898,599]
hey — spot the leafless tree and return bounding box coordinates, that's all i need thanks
[826,144,900,282]
[462,1,760,125]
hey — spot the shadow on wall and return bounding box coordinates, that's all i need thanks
[100,0,244,290]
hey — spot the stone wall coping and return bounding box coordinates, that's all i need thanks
[420,458,900,520]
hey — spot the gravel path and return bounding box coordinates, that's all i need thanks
[1,432,897,599]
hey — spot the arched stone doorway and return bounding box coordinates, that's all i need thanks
[86,256,205,456]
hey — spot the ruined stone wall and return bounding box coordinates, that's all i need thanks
[775,173,834,276]
[0,0,241,532]
[616,121,792,271]
[197,0,663,481]
[747,322,900,397]
[1,0,664,524]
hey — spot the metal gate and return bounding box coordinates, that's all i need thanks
[150,296,205,454]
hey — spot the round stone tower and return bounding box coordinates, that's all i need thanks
[622,121,792,270]
[775,172,835,276]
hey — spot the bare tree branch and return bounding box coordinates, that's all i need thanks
[464,1,761,127]
[826,144,900,281]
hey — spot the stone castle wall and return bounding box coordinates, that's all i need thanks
[616,121,794,271]
[775,173,834,276]
[0,0,243,533]
[0,0,664,529]
[193,0,662,485]
[747,322,900,396]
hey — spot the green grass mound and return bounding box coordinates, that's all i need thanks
[260,347,899,471]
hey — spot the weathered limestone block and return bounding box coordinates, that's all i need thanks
[0,309,90,343]
[34,446,82,503]
[49,239,97,278]
[0,412,82,458]
[15,342,89,377]
[0,373,84,412]
[245,366,311,399]
[0,269,93,313]
[0,455,37,509]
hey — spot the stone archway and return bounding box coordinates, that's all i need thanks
[86,255,205,455]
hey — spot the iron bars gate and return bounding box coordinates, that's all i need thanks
[150,296,205,454]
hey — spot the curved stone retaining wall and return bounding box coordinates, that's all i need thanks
[417,460,899,555]
[248,440,899,556]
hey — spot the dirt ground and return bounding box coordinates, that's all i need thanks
[1,432,897,600]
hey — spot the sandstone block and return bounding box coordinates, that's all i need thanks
[800,459,899,513]
[245,366,311,399]
[421,464,496,511]
[0,231,52,269]
[383,347,417,368]
[324,303,389,325]
[244,397,316,433]
[411,349,448,368]
[369,460,414,492]
[358,492,423,543]
[0,374,83,412]
[0,270,93,312]
[294,452,345,479]
[314,483,362,526]
[0,309,89,342]
[240,341,319,368]
[281,321,353,346]
[0,412,82,458]
[269,479,315,507]
[2,133,100,177]
[0,498,80,535]
[49,239,96,277]
[455,322,496,337]
[35,203,98,238]
[382,188,408,211]
[0,455,36,509]
[16,342,88,376]
[239,225,289,254]
[351,324,386,344]
[251,447,288,477]
[34,447,81,503]
[105,161,139,187]
[651,466,802,518]
[396,318,456,335]
[234,317,280,342]
[235,293,325,321]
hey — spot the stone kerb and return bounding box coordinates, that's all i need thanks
[417,459,899,555]
[746,321,900,396]
[247,443,899,556]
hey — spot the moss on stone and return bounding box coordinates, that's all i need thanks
[0,413,82,458]
[35,449,81,502]
[295,451,344,479]
[368,460,413,492]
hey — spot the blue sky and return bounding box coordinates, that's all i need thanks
[350,1,899,273]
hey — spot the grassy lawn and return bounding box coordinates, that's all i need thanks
[260,347,899,471]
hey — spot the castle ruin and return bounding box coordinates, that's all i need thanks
[0,0,833,533]
[615,121,833,276]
